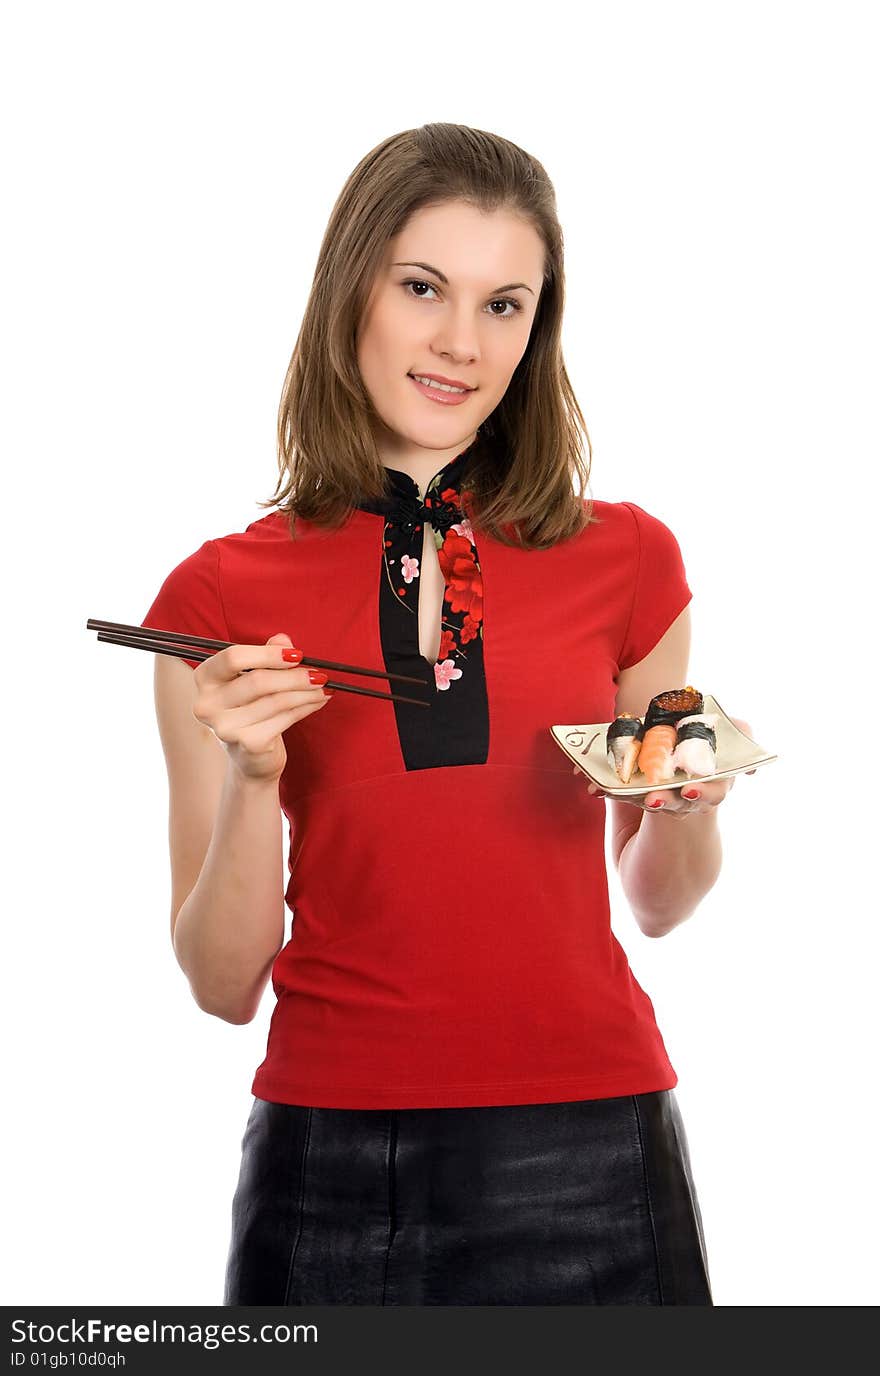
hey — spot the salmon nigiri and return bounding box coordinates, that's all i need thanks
[638,687,704,786]
[637,724,678,784]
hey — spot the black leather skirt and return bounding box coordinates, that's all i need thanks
[223,1090,712,1305]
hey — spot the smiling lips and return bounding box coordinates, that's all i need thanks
[411,370,474,390]
[408,373,475,406]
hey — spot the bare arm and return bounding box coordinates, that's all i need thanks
[605,604,724,937]
[618,809,722,938]
[151,636,329,1022]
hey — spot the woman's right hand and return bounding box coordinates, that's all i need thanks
[192,632,332,782]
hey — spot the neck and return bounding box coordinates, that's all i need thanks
[376,430,479,497]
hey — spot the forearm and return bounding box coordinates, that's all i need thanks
[173,764,285,1022]
[618,807,723,938]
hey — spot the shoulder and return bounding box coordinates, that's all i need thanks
[167,511,294,583]
[584,496,683,535]
[587,497,687,559]
[143,511,290,607]
[574,496,684,562]
[212,510,292,557]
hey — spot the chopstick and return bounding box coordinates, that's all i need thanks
[87,619,427,684]
[87,619,432,708]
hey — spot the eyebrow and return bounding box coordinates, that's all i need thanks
[391,261,535,296]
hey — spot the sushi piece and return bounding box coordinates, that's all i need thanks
[606,713,644,783]
[638,686,704,786]
[672,713,719,779]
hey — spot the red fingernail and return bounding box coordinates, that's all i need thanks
[308,669,329,684]
[682,789,701,800]
[648,800,665,809]
[282,648,303,663]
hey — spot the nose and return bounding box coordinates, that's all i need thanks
[432,306,482,364]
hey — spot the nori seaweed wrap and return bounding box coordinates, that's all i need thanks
[605,713,644,748]
[643,686,704,731]
[675,717,717,750]
[606,713,645,784]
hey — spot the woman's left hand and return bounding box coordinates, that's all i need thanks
[574,715,757,819]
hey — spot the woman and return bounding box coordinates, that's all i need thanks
[142,123,753,1305]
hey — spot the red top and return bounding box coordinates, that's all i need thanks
[141,443,692,1109]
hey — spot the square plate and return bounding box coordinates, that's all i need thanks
[550,693,778,796]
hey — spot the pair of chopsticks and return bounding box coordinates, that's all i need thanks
[86,619,432,707]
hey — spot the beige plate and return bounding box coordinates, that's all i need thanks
[550,694,778,796]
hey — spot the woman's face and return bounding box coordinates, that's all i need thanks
[355,200,545,463]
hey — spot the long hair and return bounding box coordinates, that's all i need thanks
[259,123,599,549]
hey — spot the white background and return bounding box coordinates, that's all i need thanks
[3,0,876,1307]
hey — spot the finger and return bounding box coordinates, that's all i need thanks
[571,764,604,795]
[679,783,724,806]
[212,687,331,743]
[214,662,329,711]
[649,789,709,815]
[230,696,331,752]
[728,716,754,737]
[197,634,303,684]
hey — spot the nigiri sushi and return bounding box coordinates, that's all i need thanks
[672,713,719,779]
[638,686,704,786]
[606,713,644,783]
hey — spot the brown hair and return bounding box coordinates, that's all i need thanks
[259,122,599,549]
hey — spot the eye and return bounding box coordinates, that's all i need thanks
[401,278,523,321]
